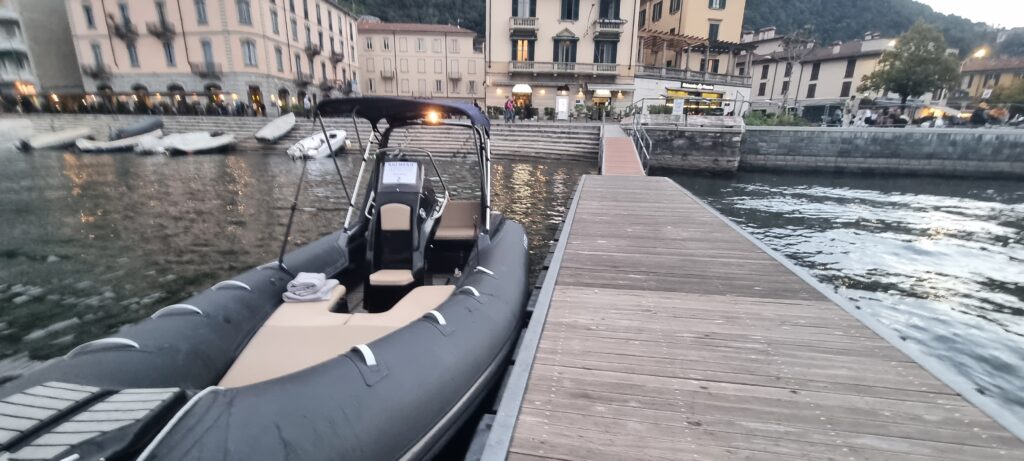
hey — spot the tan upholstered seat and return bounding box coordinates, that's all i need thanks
[369,269,414,286]
[348,285,455,327]
[435,200,479,241]
[380,203,411,231]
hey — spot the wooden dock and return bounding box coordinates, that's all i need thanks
[482,174,1024,460]
[600,125,646,176]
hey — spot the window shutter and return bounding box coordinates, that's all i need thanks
[553,41,559,62]
[512,0,518,17]
[528,40,535,60]
[570,41,577,62]
[530,0,536,16]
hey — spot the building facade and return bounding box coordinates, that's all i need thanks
[66,0,359,112]
[485,0,639,119]
[633,0,752,114]
[1,0,82,108]
[959,57,1024,100]
[358,19,484,104]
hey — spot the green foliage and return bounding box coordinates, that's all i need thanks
[647,104,673,115]
[352,0,485,36]
[858,22,961,104]
[997,32,1024,57]
[991,79,1024,104]
[743,0,995,56]
[744,112,810,126]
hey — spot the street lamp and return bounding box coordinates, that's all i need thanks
[973,47,988,59]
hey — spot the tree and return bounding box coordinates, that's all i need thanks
[997,31,1024,57]
[858,21,961,105]
[991,79,1024,104]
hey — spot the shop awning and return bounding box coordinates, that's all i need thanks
[593,89,613,98]
[512,84,533,94]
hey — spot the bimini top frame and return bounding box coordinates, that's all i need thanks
[317,97,493,235]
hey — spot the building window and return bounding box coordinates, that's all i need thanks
[513,39,534,61]
[598,0,619,19]
[638,9,645,27]
[594,40,617,63]
[305,25,311,45]
[163,41,176,66]
[399,58,408,72]
[806,83,817,99]
[118,2,131,25]
[708,23,720,41]
[708,0,726,9]
[156,1,168,24]
[270,10,279,34]
[289,0,294,13]
[366,37,373,50]
[416,38,425,52]
[780,80,789,95]
[321,61,327,80]
[810,62,820,81]
[91,42,103,66]
[844,58,856,78]
[368,78,375,92]
[434,59,442,73]
[784,62,792,77]
[840,81,852,97]
[241,40,257,66]
[669,0,680,14]
[432,39,441,53]
[318,31,323,49]
[328,11,333,29]
[365,57,374,72]
[237,0,252,25]
[450,39,460,54]
[127,43,139,67]
[651,2,662,22]
[468,80,477,94]
[201,39,214,63]
[561,0,580,20]
[349,22,354,40]
[699,58,720,73]
[291,19,298,41]
[194,0,207,24]
[760,64,769,79]
[315,3,321,24]
[275,46,284,71]
[417,58,425,72]
[83,4,96,29]
[512,0,536,17]
[383,37,390,50]
[294,53,302,73]
[435,79,442,93]
[302,0,308,19]
[553,39,577,63]
[757,82,766,96]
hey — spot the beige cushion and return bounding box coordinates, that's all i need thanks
[369,269,414,286]
[266,285,349,327]
[348,285,455,327]
[380,203,411,231]
[436,200,479,241]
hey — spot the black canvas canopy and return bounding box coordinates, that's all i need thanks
[317,97,490,135]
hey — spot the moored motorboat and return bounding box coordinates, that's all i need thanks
[135,131,236,155]
[0,98,528,461]
[75,129,164,153]
[286,129,348,159]
[16,127,94,152]
[254,112,296,143]
[110,118,163,141]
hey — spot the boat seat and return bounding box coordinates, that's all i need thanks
[435,200,479,241]
[369,269,414,286]
[348,285,455,327]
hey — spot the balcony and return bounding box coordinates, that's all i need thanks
[190,61,222,79]
[146,21,176,41]
[329,50,345,64]
[108,19,139,43]
[593,18,626,37]
[509,61,618,76]
[379,68,395,79]
[323,79,353,94]
[636,65,753,86]
[447,70,461,80]
[509,17,538,31]
[81,64,111,80]
[295,71,312,87]
[304,44,322,57]
[318,80,334,91]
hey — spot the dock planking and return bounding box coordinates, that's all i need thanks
[486,174,1024,460]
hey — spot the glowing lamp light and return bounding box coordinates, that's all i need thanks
[973,48,987,58]
[577,88,584,97]
[231,93,239,101]
[50,93,59,102]
[617,90,624,99]
[539,89,546,95]
[425,110,441,124]
[292,96,298,104]
[496,88,503,95]
[888,40,897,47]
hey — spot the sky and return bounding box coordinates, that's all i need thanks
[917,0,1024,28]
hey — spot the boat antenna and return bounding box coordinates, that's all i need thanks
[314,109,354,230]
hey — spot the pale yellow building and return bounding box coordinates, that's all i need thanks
[358,19,484,104]
[960,57,1024,100]
[66,0,359,111]
[485,0,638,118]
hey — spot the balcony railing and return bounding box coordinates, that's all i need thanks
[325,79,354,94]
[510,61,618,76]
[636,65,753,86]
[146,21,176,41]
[304,44,321,57]
[80,64,111,80]
[329,51,345,64]
[447,70,462,80]
[190,61,222,79]
[294,71,312,86]
[509,17,538,31]
[593,18,625,36]
[379,68,395,79]
[108,19,139,43]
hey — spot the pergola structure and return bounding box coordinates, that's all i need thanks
[638,31,756,76]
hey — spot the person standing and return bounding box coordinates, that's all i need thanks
[504,96,514,123]
[303,93,314,119]
[842,95,858,127]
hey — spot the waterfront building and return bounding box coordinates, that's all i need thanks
[485,0,639,119]
[357,18,484,104]
[958,57,1024,100]
[66,0,359,113]
[1,0,83,109]
[633,0,753,115]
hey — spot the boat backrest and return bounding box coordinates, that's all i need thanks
[435,200,479,241]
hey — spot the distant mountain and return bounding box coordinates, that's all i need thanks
[743,0,996,55]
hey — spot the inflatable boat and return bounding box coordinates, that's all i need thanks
[76,129,164,153]
[110,118,163,141]
[0,97,528,461]
[16,127,94,151]
[135,131,236,155]
[254,112,296,143]
[287,129,348,159]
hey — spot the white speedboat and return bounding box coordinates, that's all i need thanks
[255,112,296,143]
[76,129,164,153]
[287,129,348,159]
[136,131,236,156]
[16,127,94,152]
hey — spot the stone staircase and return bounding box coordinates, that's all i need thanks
[8,114,599,163]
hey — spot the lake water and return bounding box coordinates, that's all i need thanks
[0,147,590,378]
[674,171,1024,425]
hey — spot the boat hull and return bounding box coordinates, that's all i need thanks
[17,127,94,151]
[287,129,347,159]
[110,118,163,141]
[254,112,296,143]
[76,129,164,153]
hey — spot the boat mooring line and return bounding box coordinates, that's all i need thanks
[664,177,1024,440]
[481,176,587,460]
[210,280,252,291]
[150,304,204,319]
[65,338,141,359]
[136,386,224,461]
[353,344,377,367]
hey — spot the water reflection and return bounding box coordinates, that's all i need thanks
[0,148,590,377]
[675,171,1024,422]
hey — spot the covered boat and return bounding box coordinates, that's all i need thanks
[76,129,164,153]
[110,118,163,141]
[16,127,93,151]
[254,112,296,143]
[135,131,236,155]
[0,97,527,461]
[286,129,348,159]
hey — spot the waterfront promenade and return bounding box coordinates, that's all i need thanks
[483,151,1024,458]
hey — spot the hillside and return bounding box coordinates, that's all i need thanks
[348,0,994,55]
